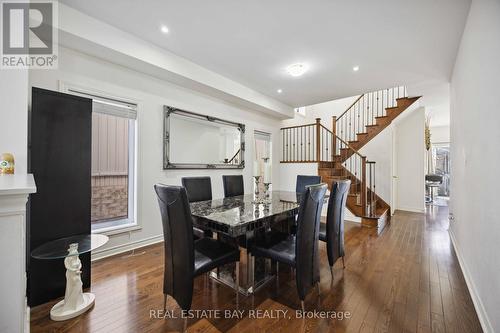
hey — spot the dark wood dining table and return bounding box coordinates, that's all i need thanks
[189,191,303,295]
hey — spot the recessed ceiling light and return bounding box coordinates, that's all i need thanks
[353,66,360,72]
[286,63,309,77]
[160,25,169,34]
[277,89,283,94]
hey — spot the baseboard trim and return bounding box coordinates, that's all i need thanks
[449,228,493,333]
[395,206,425,213]
[91,234,164,261]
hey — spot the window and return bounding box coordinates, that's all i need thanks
[253,131,272,189]
[64,86,137,233]
[294,107,306,117]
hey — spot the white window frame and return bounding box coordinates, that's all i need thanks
[59,81,139,235]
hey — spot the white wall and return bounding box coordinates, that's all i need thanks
[29,47,282,258]
[449,0,500,331]
[0,70,28,174]
[430,125,450,143]
[279,163,319,193]
[281,95,359,129]
[408,82,450,128]
[305,95,360,128]
[359,126,393,205]
[394,107,426,213]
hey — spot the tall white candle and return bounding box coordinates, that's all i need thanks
[253,160,260,177]
[264,163,272,183]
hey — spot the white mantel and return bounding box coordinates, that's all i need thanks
[0,174,36,333]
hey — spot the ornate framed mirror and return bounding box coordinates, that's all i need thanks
[163,106,245,169]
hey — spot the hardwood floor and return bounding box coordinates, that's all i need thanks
[30,205,483,333]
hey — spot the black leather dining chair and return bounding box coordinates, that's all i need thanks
[287,175,322,235]
[296,175,322,194]
[319,180,350,279]
[181,177,213,202]
[222,175,244,198]
[154,184,240,326]
[250,183,328,311]
[181,177,214,239]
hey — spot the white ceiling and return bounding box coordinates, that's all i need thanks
[409,82,451,127]
[59,0,470,108]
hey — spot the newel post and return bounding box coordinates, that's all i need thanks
[315,118,321,162]
[361,156,367,216]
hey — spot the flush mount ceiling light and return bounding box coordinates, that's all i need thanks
[160,25,169,34]
[286,63,309,77]
[353,66,360,72]
[277,89,283,94]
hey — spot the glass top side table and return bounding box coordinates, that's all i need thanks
[31,234,109,321]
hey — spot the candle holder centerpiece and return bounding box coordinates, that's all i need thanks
[253,175,267,204]
[263,182,272,199]
[253,157,272,204]
[253,175,261,195]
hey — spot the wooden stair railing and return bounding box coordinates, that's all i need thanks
[280,120,384,221]
[280,84,422,231]
[281,121,318,162]
[224,148,241,165]
[334,86,420,152]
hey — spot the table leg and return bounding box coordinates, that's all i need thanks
[247,250,255,293]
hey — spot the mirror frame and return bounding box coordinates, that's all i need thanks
[163,106,245,169]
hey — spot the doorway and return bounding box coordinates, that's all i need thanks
[426,143,450,206]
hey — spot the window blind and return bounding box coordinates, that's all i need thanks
[254,130,271,141]
[66,88,137,119]
[92,100,136,119]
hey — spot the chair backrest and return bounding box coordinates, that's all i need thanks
[295,183,328,300]
[296,175,322,194]
[181,177,212,203]
[154,184,194,311]
[425,174,443,183]
[222,175,244,198]
[325,180,351,266]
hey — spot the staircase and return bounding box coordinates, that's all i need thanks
[281,86,420,232]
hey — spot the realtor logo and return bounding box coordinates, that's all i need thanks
[1,0,58,69]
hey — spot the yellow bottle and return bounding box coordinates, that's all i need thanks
[0,153,15,174]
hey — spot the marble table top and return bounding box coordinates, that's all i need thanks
[190,191,303,237]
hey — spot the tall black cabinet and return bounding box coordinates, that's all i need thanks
[28,87,92,306]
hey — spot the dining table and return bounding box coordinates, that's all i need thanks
[189,190,308,295]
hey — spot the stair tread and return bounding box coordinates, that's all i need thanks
[361,207,389,220]
[396,96,420,101]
